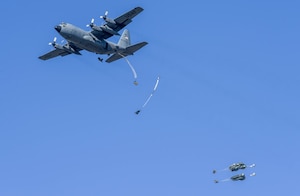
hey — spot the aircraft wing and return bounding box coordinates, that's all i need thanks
[39,48,71,60]
[114,6,144,27]
[92,7,144,40]
[39,43,82,60]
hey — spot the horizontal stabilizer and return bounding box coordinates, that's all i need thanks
[105,42,148,63]
[126,42,148,55]
[105,53,126,63]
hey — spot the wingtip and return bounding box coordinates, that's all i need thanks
[38,56,46,60]
[135,6,144,11]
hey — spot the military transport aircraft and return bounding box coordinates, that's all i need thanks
[39,7,147,63]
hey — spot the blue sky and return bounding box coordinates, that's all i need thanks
[1,0,300,195]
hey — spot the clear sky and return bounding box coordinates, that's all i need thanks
[1,0,300,195]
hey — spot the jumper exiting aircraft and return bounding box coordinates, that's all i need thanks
[39,7,147,63]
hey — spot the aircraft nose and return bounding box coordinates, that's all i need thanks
[55,25,62,32]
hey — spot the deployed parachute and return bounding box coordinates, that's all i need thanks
[135,76,160,115]
[119,53,138,85]
[214,173,256,183]
[231,173,246,181]
[229,162,256,171]
[213,162,255,174]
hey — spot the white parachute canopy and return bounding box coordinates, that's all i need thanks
[135,76,160,114]
[142,76,159,107]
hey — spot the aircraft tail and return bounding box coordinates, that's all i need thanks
[106,42,147,63]
[118,29,131,48]
[106,30,147,63]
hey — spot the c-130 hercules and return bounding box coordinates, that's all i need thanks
[39,7,147,63]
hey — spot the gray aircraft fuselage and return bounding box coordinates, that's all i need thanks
[55,22,121,55]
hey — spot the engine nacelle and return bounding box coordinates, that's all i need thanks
[62,45,81,55]
[100,25,120,35]
[105,18,116,26]
[52,43,80,55]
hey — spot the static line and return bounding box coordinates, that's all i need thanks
[119,53,138,85]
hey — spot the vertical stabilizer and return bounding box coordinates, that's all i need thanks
[118,29,131,48]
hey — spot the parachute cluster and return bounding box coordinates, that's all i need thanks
[213,162,256,183]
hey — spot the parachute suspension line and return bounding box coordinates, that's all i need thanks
[213,168,229,174]
[142,94,153,108]
[221,179,230,182]
[119,53,138,85]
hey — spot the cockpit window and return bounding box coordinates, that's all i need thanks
[61,22,67,27]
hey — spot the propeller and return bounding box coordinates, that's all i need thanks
[100,11,108,21]
[86,18,95,28]
[100,10,116,25]
[48,37,57,46]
